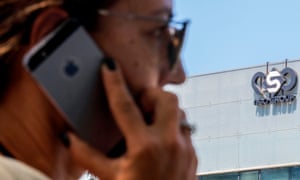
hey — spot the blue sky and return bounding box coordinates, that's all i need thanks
[175,0,300,76]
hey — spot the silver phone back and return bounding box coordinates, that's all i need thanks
[23,24,105,150]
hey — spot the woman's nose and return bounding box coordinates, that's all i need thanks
[161,58,186,86]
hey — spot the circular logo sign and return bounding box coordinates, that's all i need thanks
[251,67,297,106]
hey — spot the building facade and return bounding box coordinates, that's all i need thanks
[167,60,300,180]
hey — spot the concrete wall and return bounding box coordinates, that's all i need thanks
[167,60,300,175]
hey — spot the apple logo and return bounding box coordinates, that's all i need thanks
[64,60,79,77]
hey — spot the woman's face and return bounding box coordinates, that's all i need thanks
[16,0,186,155]
[92,0,186,96]
[83,0,187,154]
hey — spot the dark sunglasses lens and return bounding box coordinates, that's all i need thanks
[168,41,177,69]
[167,30,184,69]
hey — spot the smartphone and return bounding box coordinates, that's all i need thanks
[23,19,106,151]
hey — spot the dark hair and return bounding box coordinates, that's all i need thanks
[0,0,117,97]
[63,0,116,30]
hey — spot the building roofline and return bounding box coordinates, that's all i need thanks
[197,162,300,176]
[188,58,300,79]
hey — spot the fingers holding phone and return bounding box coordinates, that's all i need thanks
[101,57,148,145]
[68,58,197,180]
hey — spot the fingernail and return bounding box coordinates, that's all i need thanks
[60,132,70,148]
[102,57,116,70]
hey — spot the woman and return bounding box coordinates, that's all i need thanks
[0,0,197,179]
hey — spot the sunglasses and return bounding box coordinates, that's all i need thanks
[98,9,190,69]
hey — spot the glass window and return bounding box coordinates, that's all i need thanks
[202,173,238,180]
[261,168,289,180]
[240,171,258,180]
[199,166,300,180]
[290,166,300,180]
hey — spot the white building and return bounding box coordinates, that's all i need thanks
[168,60,300,180]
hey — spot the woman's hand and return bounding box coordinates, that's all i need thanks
[68,58,197,180]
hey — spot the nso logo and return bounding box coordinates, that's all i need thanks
[251,67,297,106]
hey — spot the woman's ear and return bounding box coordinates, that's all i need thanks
[30,7,69,46]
